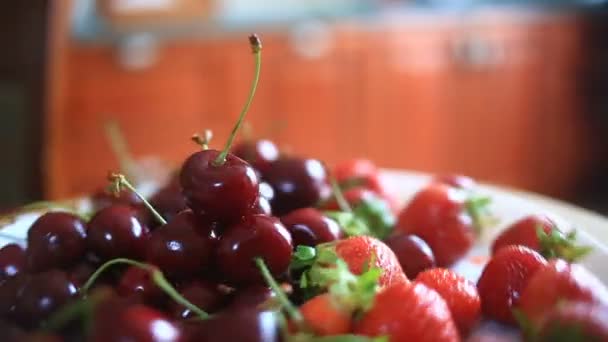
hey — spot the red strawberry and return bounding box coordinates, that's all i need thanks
[300,293,352,336]
[355,282,460,342]
[517,259,608,326]
[537,301,608,342]
[396,183,491,266]
[333,158,384,194]
[334,236,408,287]
[476,245,547,324]
[415,268,481,335]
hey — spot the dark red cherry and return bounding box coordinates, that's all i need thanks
[0,244,26,283]
[227,285,275,311]
[232,139,279,174]
[0,274,27,317]
[91,301,182,342]
[91,188,141,212]
[13,270,78,328]
[67,260,98,288]
[216,215,293,285]
[384,234,436,279]
[280,208,342,247]
[145,210,215,277]
[26,212,87,272]
[180,149,260,223]
[117,266,163,306]
[263,157,331,216]
[186,308,278,342]
[150,180,188,225]
[0,319,26,341]
[251,197,272,216]
[87,204,150,260]
[170,280,225,319]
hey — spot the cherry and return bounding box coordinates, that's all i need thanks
[170,280,225,319]
[13,270,78,328]
[149,179,188,225]
[0,244,26,283]
[26,212,87,272]
[232,139,279,175]
[250,182,275,215]
[87,204,150,261]
[145,210,215,277]
[91,301,182,342]
[117,266,164,306]
[264,157,331,216]
[280,208,341,247]
[180,35,263,224]
[185,308,278,342]
[0,319,26,340]
[0,274,27,317]
[384,234,436,279]
[91,188,141,212]
[227,285,275,310]
[67,260,100,288]
[216,214,293,284]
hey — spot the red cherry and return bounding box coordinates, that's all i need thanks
[0,244,26,283]
[170,280,226,318]
[280,208,342,247]
[185,308,278,341]
[216,215,293,284]
[385,234,436,279]
[264,157,331,216]
[117,266,164,306]
[149,179,188,225]
[232,139,280,175]
[227,285,276,310]
[87,205,150,261]
[91,188,141,212]
[145,210,215,277]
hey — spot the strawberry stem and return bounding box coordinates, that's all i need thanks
[213,34,262,166]
[108,172,167,225]
[81,258,209,319]
[254,257,306,331]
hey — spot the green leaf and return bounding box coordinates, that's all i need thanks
[352,196,395,240]
[465,195,495,235]
[537,227,592,262]
[325,211,371,237]
[291,245,318,271]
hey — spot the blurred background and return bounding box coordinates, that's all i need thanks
[1,0,608,213]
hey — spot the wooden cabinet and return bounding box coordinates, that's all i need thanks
[45,11,600,200]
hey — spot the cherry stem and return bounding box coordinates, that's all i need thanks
[213,34,262,166]
[81,258,209,320]
[254,257,306,331]
[108,172,167,225]
[330,177,352,213]
[44,287,111,331]
[191,130,213,150]
[104,120,136,180]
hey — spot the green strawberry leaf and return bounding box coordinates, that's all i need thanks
[291,245,318,271]
[325,211,371,237]
[465,195,496,235]
[289,333,388,342]
[537,227,592,262]
[352,196,395,240]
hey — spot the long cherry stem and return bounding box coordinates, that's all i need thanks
[81,258,209,319]
[214,34,262,166]
[254,257,306,331]
[108,172,167,225]
[191,130,213,150]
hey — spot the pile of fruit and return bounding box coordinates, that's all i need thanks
[1,35,607,342]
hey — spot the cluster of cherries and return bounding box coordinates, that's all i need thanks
[0,34,392,341]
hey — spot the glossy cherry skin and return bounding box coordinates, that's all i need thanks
[87,205,150,261]
[117,266,164,306]
[0,244,26,283]
[91,188,141,212]
[280,208,342,247]
[232,139,280,175]
[250,182,275,215]
[170,280,226,319]
[216,215,293,285]
[26,212,87,272]
[150,180,188,225]
[145,210,215,277]
[185,308,278,342]
[0,274,28,317]
[227,285,275,311]
[91,302,182,342]
[180,149,260,224]
[13,270,78,328]
[384,234,436,279]
[263,157,331,216]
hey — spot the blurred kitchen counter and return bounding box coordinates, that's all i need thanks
[44,1,608,200]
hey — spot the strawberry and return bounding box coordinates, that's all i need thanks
[415,268,481,335]
[355,282,460,342]
[491,215,591,262]
[476,245,547,324]
[536,301,608,342]
[299,293,352,335]
[396,183,492,266]
[333,159,384,194]
[517,259,608,326]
